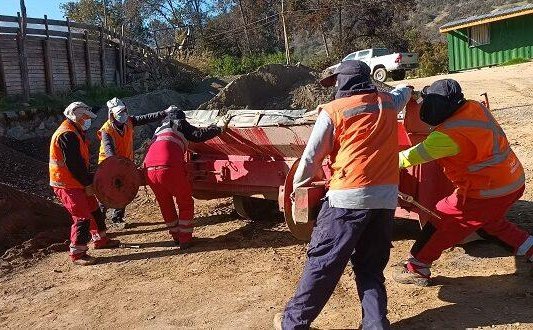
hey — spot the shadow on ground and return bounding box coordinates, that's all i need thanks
[98,211,299,264]
[393,199,533,329]
[393,262,532,329]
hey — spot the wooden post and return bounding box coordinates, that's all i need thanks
[17,11,30,101]
[66,18,77,88]
[321,26,330,58]
[0,43,6,95]
[43,15,54,94]
[117,27,124,86]
[237,0,251,55]
[84,31,92,86]
[281,0,291,65]
[337,0,343,54]
[121,25,126,85]
[99,26,106,86]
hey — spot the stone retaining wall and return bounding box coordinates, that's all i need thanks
[0,108,62,140]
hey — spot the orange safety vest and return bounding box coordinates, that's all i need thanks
[324,92,399,190]
[97,118,134,163]
[436,100,525,199]
[49,120,90,189]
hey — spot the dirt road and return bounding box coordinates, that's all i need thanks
[1,63,533,329]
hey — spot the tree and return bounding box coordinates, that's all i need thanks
[61,0,150,42]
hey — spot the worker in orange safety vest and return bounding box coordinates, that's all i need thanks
[50,102,120,266]
[275,60,413,330]
[97,97,172,228]
[394,79,532,286]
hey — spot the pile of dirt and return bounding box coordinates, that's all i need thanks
[198,64,333,112]
[0,183,70,260]
[0,140,71,264]
[0,142,53,199]
[0,136,50,163]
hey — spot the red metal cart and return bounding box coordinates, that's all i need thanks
[186,99,456,241]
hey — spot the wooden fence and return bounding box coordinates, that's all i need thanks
[0,14,158,99]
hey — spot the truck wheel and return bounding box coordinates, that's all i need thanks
[391,70,406,81]
[373,67,388,82]
[233,196,280,221]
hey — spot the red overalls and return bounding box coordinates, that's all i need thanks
[144,127,194,244]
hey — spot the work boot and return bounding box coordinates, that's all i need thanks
[178,241,193,250]
[111,218,128,230]
[393,263,430,287]
[93,237,121,249]
[273,312,283,330]
[72,254,97,266]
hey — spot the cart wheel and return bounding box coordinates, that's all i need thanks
[282,159,315,242]
[233,196,279,221]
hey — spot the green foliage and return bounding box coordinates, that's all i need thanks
[61,0,150,43]
[210,52,287,76]
[500,58,530,66]
[0,86,133,113]
[302,53,339,72]
[407,29,449,77]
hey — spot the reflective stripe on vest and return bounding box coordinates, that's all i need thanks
[154,127,188,151]
[49,120,89,188]
[325,92,399,190]
[443,104,509,173]
[343,101,395,118]
[479,172,525,198]
[436,101,524,198]
[49,159,66,167]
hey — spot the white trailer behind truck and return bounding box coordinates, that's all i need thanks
[326,48,419,82]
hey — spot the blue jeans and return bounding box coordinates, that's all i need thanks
[283,202,394,330]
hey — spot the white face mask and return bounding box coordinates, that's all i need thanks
[81,119,92,131]
[115,112,129,124]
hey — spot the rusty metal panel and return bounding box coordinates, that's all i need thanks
[293,186,325,224]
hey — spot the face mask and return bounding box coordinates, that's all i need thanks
[115,112,129,124]
[81,119,92,131]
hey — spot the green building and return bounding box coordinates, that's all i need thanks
[440,4,533,72]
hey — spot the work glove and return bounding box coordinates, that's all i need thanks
[216,114,232,132]
[164,105,180,115]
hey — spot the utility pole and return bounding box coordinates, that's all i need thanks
[19,0,30,101]
[337,0,343,54]
[281,0,291,65]
[103,0,108,28]
[237,0,251,55]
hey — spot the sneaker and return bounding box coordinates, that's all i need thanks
[273,312,283,330]
[72,254,97,266]
[93,238,121,249]
[393,263,430,287]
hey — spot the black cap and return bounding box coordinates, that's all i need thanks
[320,60,372,87]
[422,79,464,105]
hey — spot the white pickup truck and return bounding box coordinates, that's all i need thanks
[326,48,418,82]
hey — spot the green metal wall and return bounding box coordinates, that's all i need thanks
[446,14,533,72]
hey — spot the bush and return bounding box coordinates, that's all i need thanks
[0,85,134,113]
[407,29,449,78]
[209,52,287,76]
[302,53,339,72]
[501,58,530,66]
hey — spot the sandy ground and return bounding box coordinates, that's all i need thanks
[1,63,533,329]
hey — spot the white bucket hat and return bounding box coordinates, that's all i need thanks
[63,102,96,122]
[106,97,127,117]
